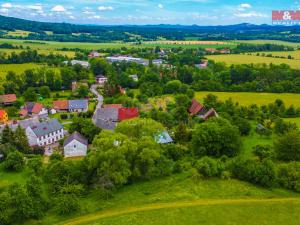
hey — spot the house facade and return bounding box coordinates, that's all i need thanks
[64,132,88,158]
[26,119,64,147]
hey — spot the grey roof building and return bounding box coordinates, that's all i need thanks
[30,119,63,138]
[94,108,118,130]
[69,100,88,111]
[64,131,88,147]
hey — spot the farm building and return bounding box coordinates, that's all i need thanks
[106,56,149,66]
[0,94,17,106]
[26,119,64,147]
[64,132,88,158]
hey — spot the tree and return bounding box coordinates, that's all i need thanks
[1,125,14,144]
[274,119,298,135]
[23,87,37,102]
[275,131,300,161]
[191,118,242,157]
[14,126,31,154]
[196,157,219,178]
[232,117,251,136]
[76,85,89,98]
[39,86,51,98]
[4,151,25,171]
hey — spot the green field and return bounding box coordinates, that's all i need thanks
[236,40,300,48]
[284,117,300,127]
[0,48,75,57]
[250,51,300,60]
[0,63,44,79]
[195,92,300,107]
[206,54,300,69]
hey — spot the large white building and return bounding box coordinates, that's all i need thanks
[106,56,149,66]
[63,132,88,158]
[26,119,64,147]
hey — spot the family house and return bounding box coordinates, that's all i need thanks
[69,100,88,112]
[20,102,48,118]
[63,132,88,158]
[188,99,218,120]
[94,106,139,130]
[0,94,17,106]
[26,119,64,147]
[0,110,8,124]
[88,51,100,58]
[53,100,69,112]
[96,75,108,85]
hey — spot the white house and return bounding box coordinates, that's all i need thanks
[63,132,88,158]
[26,119,64,147]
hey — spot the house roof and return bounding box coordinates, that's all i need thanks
[0,94,17,103]
[95,108,119,130]
[189,99,204,116]
[69,100,88,110]
[20,109,28,117]
[64,131,88,147]
[118,108,139,121]
[0,109,7,117]
[24,102,43,114]
[53,100,69,110]
[30,119,63,138]
[155,131,173,144]
[103,104,123,109]
[202,108,219,120]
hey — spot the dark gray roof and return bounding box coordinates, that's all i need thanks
[64,132,88,147]
[30,119,63,137]
[95,108,118,130]
[69,100,88,110]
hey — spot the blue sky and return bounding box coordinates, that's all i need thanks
[0,0,299,25]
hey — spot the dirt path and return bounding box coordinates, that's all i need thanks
[59,197,300,225]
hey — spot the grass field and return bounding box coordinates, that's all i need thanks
[195,92,300,107]
[206,54,300,69]
[144,41,236,49]
[0,63,44,79]
[250,51,300,60]
[5,30,34,37]
[0,48,75,57]
[236,40,300,48]
[284,117,300,127]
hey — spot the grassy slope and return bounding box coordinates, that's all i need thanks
[206,54,300,70]
[54,172,300,225]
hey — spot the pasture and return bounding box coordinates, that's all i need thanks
[206,54,300,69]
[5,30,34,37]
[195,92,300,107]
[0,48,75,57]
[0,63,44,80]
[250,50,300,60]
[236,40,300,48]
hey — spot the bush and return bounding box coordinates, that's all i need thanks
[3,151,24,171]
[275,131,300,161]
[195,157,222,178]
[233,117,251,136]
[54,194,80,215]
[253,145,274,160]
[231,158,277,188]
[278,162,300,192]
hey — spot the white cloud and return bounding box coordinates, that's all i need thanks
[51,5,66,12]
[1,3,12,8]
[28,5,43,11]
[88,15,104,20]
[234,11,267,18]
[158,4,164,9]
[237,3,252,11]
[98,6,114,11]
[0,8,8,13]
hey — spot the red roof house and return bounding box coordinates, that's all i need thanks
[189,99,204,116]
[53,100,69,111]
[0,94,17,105]
[118,108,139,121]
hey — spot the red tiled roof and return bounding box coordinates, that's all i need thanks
[32,103,43,114]
[20,109,28,117]
[0,94,17,103]
[103,104,123,109]
[53,100,69,110]
[0,109,7,117]
[118,108,139,121]
[189,99,204,116]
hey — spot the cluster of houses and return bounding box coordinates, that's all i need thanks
[53,99,88,113]
[205,48,231,54]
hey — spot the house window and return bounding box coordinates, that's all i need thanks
[74,145,76,148]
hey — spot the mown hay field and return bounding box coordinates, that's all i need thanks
[206,54,300,69]
[250,50,300,60]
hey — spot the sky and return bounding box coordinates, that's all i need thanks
[0,0,299,25]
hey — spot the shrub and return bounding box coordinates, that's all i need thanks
[275,131,300,161]
[3,151,24,171]
[278,162,300,192]
[233,117,251,136]
[195,157,222,178]
[253,145,274,160]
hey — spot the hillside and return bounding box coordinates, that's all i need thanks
[1,15,300,42]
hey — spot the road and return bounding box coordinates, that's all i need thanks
[90,84,103,124]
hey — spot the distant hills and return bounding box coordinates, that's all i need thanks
[0,15,300,43]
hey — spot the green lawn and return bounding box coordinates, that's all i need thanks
[195,92,300,108]
[54,173,300,225]
[206,54,300,70]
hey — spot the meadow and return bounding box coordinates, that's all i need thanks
[250,50,300,60]
[0,48,75,57]
[206,54,300,69]
[236,40,300,48]
[0,63,44,80]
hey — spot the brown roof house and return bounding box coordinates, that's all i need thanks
[53,100,69,112]
[20,102,48,118]
[0,94,17,106]
[188,99,218,120]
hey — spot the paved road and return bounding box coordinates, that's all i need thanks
[90,84,103,124]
